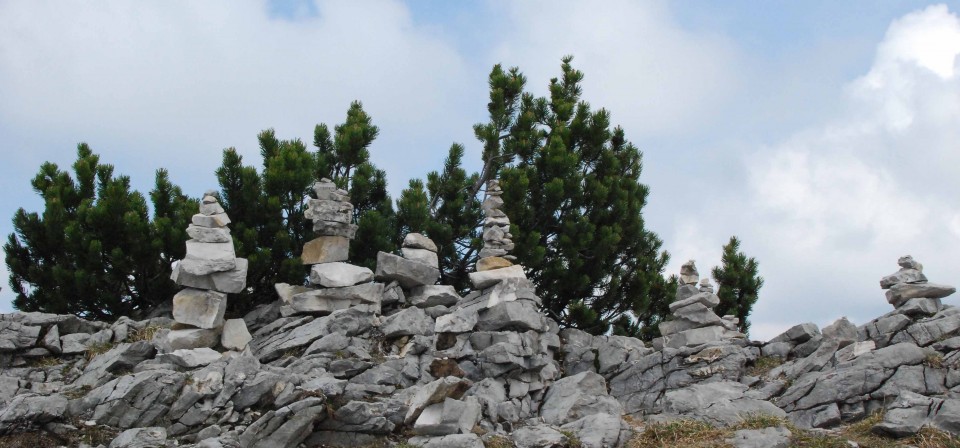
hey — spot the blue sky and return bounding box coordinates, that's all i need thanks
[1,1,959,339]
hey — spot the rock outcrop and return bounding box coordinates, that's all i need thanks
[2,212,960,448]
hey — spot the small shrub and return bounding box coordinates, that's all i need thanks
[733,413,787,430]
[560,429,583,448]
[924,353,946,369]
[27,357,61,369]
[84,342,115,361]
[483,434,513,448]
[746,356,783,377]
[62,385,93,400]
[626,420,731,448]
[128,325,162,342]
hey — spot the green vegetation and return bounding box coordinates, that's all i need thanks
[712,236,763,335]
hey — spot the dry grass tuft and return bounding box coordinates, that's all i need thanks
[746,356,783,377]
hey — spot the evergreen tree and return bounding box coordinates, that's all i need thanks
[403,58,672,336]
[216,101,394,311]
[712,236,763,335]
[5,144,192,319]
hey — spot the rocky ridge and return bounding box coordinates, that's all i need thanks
[1,182,959,447]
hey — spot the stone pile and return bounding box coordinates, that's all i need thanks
[476,180,516,273]
[880,255,956,315]
[655,260,743,349]
[375,233,441,292]
[165,192,250,352]
[277,179,382,316]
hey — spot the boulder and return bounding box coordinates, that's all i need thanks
[172,288,227,329]
[541,371,622,425]
[413,397,482,436]
[289,282,383,315]
[0,321,41,352]
[313,220,358,239]
[435,308,479,334]
[668,292,720,313]
[680,260,699,285]
[511,425,567,448]
[301,236,350,265]
[160,327,220,351]
[561,413,625,448]
[375,252,440,288]
[880,268,927,289]
[475,300,544,332]
[769,322,820,344]
[381,307,435,338]
[221,319,252,351]
[404,376,472,424]
[661,326,726,349]
[0,393,67,429]
[304,199,353,224]
[191,213,231,228]
[309,262,374,288]
[822,317,857,347]
[660,381,786,426]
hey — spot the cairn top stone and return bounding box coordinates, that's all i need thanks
[680,260,699,285]
[404,233,438,252]
[898,255,922,271]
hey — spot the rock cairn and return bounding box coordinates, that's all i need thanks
[476,179,516,272]
[655,260,743,349]
[166,191,250,352]
[277,179,382,315]
[880,255,956,314]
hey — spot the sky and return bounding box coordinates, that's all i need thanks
[1,0,959,341]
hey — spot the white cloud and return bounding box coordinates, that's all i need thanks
[489,0,741,137]
[725,4,960,341]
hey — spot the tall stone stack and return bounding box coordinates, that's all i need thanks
[880,255,956,315]
[279,179,382,315]
[167,191,250,352]
[655,260,743,349]
[476,179,516,272]
[375,235,441,293]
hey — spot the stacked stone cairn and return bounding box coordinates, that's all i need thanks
[167,191,251,353]
[276,178,382,315]
[880,255,956,316]
[654,260,743,349]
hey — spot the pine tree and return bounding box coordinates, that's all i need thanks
[403,58,672,336]
[712,236,763,335]
[5,144,190,319]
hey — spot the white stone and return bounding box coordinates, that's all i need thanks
[403,233,438,252]
[171,258,248,294]
[186,224,232,243]
[162,347,222,368]
[180,240,237,275]
[468,265,526,290]
[173,288,227,329]
[309,262,374,288]
[221,319,252,351]
[191,213,231,228]
[409,285,461,308]
[161,328,220,352]
[403,247,440,268]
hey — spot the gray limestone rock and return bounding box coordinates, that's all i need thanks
[659,381,786,426]
[0,393,67,430]
[668,292,721,313]
[541,371,622,425]
[475,300,545,332]
[833,340,875,363]
[409,285,461,308]
[156,327,220,352]
[376,251,441,288]
[468,265,526,290]
[404,376,472,424]
[408,434,484,448]
[402,247,440,268]
[305,198,353,224]
[661,326,727,349]
[42,324,61,354]
[511,425,567,448]
[413,397,482,436]
[289,282,383,315]
[160,347,221,368]
[181,240,237,275]
[821,317,857,347]
[769,322,820,344]
[239,397,327,448]
[173,288,227,329]
[403,233,438,252]
[880,268,927,289]
[221,319,252,351]
[73,341,157,387]
[680,260,699,285]
[186,224,232,243]
[309,262,374,288]
[60,332,92,354]
[109,427,167,448]
[71,369,186,428]
[313,220,358,239]
[0,321,41,352]
[172,258,248,294]
[887,282,956,307]
[560,413,624,448]
[301,236,350,265]
[381,307,435,338]
[726,426,791,448]
[191,213,231,228]
[872,390,936,437]
[435,308,479,334]
[898,297,943,317]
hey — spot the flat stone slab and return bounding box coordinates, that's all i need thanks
[468,265,526,289]
[161,347,222,368]
[887,282,956,307]
[309,262,374,288]
[172,288,227,329]
[302,236,350,265]
[409,285,461,308]
[181,240,237,275]
[172,258,248,293]
[221,319,252,351]
[402,247,439,269]
[403,233,438,252]
[290,282,383,315]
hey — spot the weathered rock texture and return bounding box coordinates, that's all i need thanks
[2,226,959,448]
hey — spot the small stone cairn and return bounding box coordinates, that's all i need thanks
[655,260,743,349]
[276,179,382,315]
[880,255,956,315]
[167,191,251,352]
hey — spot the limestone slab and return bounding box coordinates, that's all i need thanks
[301,236,350,265]
[173,288,227,329]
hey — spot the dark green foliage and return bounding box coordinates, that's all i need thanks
[216,101,395,310]
[403,57,672,336]
[712,236,763,335]
[5,144,194,319]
